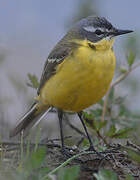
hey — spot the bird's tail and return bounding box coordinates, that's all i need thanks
[10,102,51,137]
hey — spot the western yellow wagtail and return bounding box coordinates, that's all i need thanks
[10,16,133,153]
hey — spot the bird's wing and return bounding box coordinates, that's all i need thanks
[37,42,73,94]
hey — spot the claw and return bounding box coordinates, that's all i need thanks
[61,147,73,158]
[86,146,103,157]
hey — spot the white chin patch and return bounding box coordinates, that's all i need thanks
[105,36,114,40]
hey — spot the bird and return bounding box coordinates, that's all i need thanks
[10,16,133,154]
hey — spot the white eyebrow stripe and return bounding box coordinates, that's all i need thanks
[83,26,96,32]
[83,26,106,33]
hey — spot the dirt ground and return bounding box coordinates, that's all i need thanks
[1,140,140,180]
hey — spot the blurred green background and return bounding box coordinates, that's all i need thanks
[0,0,140,139]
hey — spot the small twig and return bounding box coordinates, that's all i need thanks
[76,137,85,147]
[101,89,111,122]
[96,130,108,146]
[20,131,24,163]
[127,140,140,152]
[0,147,19,152]
[1,136,71,147]
[101,61,140,122]
[64,114,87,138]
[0,141,61,149]
[1,139,79,152]
[41,136,72,143]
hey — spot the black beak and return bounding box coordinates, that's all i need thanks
[112,29,133,36]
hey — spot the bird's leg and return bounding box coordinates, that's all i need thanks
[58,110,64,148]
[58,110,72,157]
[78,111,96,152]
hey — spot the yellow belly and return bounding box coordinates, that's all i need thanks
[39,45,115,112]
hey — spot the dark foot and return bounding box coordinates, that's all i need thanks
[60,147,83,162]
[87,145,96,152]
[86,145,103,157]
[61,147,73,158]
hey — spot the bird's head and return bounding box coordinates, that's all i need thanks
[68,16,133,50]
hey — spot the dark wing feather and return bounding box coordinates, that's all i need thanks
[37,42,72,94]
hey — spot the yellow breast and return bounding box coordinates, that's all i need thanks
[39,39,116,112]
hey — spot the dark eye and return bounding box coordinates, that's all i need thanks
[95,29,103,35]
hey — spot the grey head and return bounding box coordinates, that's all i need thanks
[67,16,133,43]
